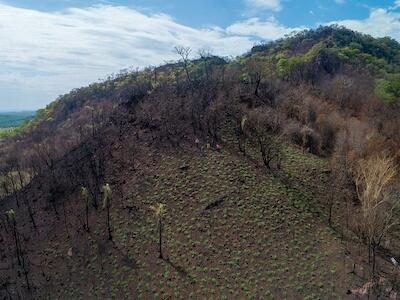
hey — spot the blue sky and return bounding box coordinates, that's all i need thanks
[0,0,399,111]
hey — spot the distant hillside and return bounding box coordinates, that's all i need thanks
[0,111,36,128]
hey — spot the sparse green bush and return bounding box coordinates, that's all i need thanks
[375,74,400,104]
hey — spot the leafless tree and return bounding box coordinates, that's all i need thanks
[174,46,192,84]
[247,109,282,169]
[81,187,90,232]
[198,48,213,81]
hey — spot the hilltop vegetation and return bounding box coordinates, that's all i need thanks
[1,26,400,299]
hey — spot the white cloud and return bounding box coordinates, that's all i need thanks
[227,17,306,40]
[245,0,282,11]
[0,4,259,110]
[394,0,400,9]
[0,3,304,110]
[328,8,400,41]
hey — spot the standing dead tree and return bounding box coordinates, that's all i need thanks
[33,142,60,217]
[355,155,399,276]
[174,46,192,86]
[5,209,31,291]
[6,209,21,266]
[81,187,90,232]
[247,109,282,169]
[150,203,166,259]
[1,158,21,208]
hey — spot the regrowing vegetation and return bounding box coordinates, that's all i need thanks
[1,25,400,298]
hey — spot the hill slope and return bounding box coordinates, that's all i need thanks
[1,26,400,299]
[1,129,362,299]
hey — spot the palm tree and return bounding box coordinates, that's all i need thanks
[102,184,113,240]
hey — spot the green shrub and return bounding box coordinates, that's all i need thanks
[375,74,400,104]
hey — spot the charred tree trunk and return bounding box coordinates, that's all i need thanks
[106,202,112,241]
[159,217,163,259]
